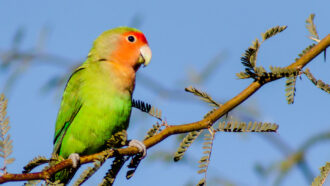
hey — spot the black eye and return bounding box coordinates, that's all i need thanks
[127,35,136,42]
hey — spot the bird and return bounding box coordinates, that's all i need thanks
[51,26,151,184]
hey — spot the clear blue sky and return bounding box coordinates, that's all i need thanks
[0,0,329,185]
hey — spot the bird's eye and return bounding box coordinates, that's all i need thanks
[127,35,136,43]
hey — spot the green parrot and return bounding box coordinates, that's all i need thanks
[52,27,152,184]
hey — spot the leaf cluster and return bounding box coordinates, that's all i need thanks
[106,130,127,149]
[23,156,49,173]
[0,94,14,174]
[73,154,109,186]
[144,123,161,140]
[285,76,297,104]
[132,99,162,121]
[237,26,287,81]
[173,130,203,162]
[197,130,215,186]
[99,156,126,186]
[185,86,221,107]
[237,17,328,106]
[216,121,278,132]
[306,14,319,40]
[304,69,330,94]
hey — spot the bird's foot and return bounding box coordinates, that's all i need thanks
[68,153,80,168]
[128,139,147,158]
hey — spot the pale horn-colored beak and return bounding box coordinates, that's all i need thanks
[138,45,152,67]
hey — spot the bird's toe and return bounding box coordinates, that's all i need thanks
[68,153,80,168]
[128,139,147,158]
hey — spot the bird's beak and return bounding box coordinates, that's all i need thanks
[138,45,152,67]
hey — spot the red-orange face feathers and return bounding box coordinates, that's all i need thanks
[110,31,151,69]
[90,27,152,71]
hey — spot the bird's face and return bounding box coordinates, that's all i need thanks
[109,31,152,71]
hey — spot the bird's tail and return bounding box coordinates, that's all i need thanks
[51,167,78,185]
[49,154,78,185]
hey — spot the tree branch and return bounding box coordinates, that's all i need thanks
[0,34,329,184]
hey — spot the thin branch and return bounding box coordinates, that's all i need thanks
[0,34,329,184]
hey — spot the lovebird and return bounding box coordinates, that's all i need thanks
[52,27,151,184]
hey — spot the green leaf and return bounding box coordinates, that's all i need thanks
[261,26,287,41]
[285,76,297,104]
[185,86,221,107]
[174,130,203,162]
[306,14,319,40]
[304,69,330,94]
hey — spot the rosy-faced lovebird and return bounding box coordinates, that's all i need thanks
[52,27,152,184]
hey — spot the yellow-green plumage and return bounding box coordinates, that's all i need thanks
[52,27,151,184]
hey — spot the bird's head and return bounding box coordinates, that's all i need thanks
[89,27,152,71]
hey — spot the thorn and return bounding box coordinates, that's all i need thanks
[161,119,169,128]
[208,127,215,136]
[309,36,321,43]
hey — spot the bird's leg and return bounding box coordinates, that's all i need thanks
[68,153,80,168]
[128,139,147,158]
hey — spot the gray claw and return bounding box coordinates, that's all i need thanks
[128,139,147,158]
[68,153,80,168]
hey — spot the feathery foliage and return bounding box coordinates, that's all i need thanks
[73,154,110,186]
[197,129,215,186]
[216,121,278,132]
[311,162,330,186]
[174,108,226,163]
[148,106,162,121]
[174,130,203,162]
[185,86,221,107]
[23,156,49,173]
[254,66,267,77]
[132,99,162,121]
[305,14,326,61]
[237,26,288,81]
[73,159,104,186]
[295,44,317,62]
[106,130,127,149]
[99,156,127,186]
[304,69,330,94]
[236,71,253,79]
[238,47,258,80]
[0,94,14,174]
[261,26,287,41]
[144,123,161,140]
[285,75,298,104]
[269,66,299,78]
[126,155,142,180]
[306,14,319,40]
[203,108,218,119]
[242,39,259,69]
[132,99,151,113]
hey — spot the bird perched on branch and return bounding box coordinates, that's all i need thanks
[52,27,152,184]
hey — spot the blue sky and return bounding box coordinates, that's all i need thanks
[0,0,329,185]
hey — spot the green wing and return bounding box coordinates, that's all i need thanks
[53,67,85,154]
